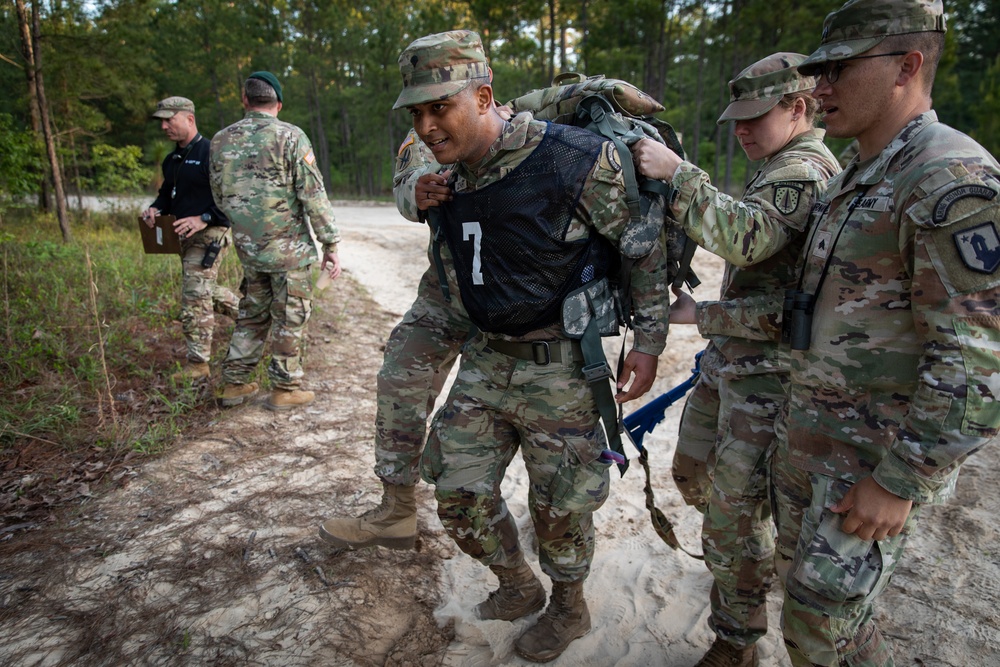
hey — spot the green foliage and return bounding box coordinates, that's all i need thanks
[974,55,1000,157]
[0,208,240,456]
[0,0,996,199]
[0,114,44,200]
[86,144,154,195]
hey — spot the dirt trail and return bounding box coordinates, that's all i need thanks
[1,203,997,666]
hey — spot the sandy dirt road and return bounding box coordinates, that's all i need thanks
[0,202,997,666]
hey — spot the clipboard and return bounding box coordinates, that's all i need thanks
[137,214,182,254]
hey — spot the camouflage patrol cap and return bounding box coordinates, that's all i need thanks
[718,53,816,124]
[151,96,195,119]
[798,0,946,75]
[393,30,491,110]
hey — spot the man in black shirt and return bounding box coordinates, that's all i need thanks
[143,96,240,382]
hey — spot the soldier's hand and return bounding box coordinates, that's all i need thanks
[495,103,514,121]
[669,286,697,324]
[415,170,453,210]
[830,476,913,541]
[141,207,160,229]
[173,215,207,239]
[321,252,342,281]
[615,350,658,403]
[632,139,683,181]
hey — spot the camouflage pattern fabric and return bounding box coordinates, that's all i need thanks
[210,111,340,272]
[211,110,339,390]
[702,370,787,648]
[393,30,491,110]
[674,128,840,376]
[776,111,1000,665]
[672,128,840,649]
[220,265,312,390]
[798,0,946,73]
[179,225,239,363]
[423,113,669,582]
[771,444,911,667]
[372,131,472,486]
[450,113,669,354]
[673,343,724,511]
[423,337,610,581]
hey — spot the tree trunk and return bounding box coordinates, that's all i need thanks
[13,0,51,213]
[691,10,707,166]
[28,0,70,241]
[578,0,589,73]
[722,0,744,193]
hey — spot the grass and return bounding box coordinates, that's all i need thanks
[0,204,243,458]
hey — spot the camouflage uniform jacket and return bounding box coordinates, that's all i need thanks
[394,128,448,221]
[447,112,668,356]
[785,111,1000,503]
[210,111,340,271]
[674,129,840,375]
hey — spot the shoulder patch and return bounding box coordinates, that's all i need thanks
[760,162,812,185]
[397,134,416,156]
[602,142,621,173]
[954,221,1000,274]
[934,184,996,225]
[773,183,803,215]
[303,149,316,166]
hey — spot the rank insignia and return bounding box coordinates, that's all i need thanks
[954,221,1000,274]
[774,183,802,215]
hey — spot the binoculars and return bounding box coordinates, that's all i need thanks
[782,289,815,351]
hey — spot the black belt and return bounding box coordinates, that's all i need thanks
[482,338,584,365]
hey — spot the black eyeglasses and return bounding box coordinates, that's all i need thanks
[820,51,908,84]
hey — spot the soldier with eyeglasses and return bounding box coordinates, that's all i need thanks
[771,0,1000,665]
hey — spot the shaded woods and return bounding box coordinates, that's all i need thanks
[1,0,998,223]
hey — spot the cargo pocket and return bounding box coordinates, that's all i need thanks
[546,439,611,513]
[955,317,1000,437]
[284,270,313,327]
[789,509,894,609]
[420,409,446,485]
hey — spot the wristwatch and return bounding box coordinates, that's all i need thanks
[200,212,212,223]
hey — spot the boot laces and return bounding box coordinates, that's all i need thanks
[359,494,391,520]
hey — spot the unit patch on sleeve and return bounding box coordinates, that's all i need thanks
[954,221,1000,274]
[773,183,803,215]
[934,184,996,225]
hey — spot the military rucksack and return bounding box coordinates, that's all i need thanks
[507,72,700,295]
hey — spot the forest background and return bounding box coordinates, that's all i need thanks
[1,0,999,227]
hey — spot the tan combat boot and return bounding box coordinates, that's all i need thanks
[694,638,759,667]
[218,381,260,407]
[319,483,417,550]
[477,558,546,621]
[171,362,210,382]
[514,579,591,663]
[265,389,315,411]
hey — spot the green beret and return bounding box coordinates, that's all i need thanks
[248,71,283,103]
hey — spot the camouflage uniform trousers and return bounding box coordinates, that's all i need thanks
[673,346,724,511]
[701,370,786,649]
[179,225,240,364]
[422,336,612,582]
[772,440,918,667]
[221,264,313,390]
[374,255,472,486]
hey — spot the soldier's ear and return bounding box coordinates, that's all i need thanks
[474,84,495,115]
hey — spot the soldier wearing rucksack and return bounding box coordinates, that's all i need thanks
[322,29,670,662]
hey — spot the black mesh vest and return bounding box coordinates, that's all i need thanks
[439,123,615,336]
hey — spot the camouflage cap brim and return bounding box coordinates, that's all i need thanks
[797,36,886,75]
[393,78,474,110]
[717,96,782,124]
[151,110,179,119]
